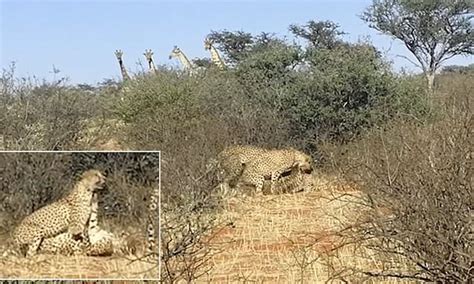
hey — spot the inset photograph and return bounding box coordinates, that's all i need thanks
[0,151,160,280]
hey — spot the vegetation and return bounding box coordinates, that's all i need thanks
[0,3,472,282]
[361,0,473,92]
[323,73,472,282]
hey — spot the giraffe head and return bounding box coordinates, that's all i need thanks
[169,45,181,60]
[204,37,213,50]
[114,49,124,60]
[143,49,154,61]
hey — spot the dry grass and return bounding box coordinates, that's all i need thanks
[0,226,158,280]
[0,255,157,279]
[0,247,158,279]
[75,118,129,151]
[198,173,416,283]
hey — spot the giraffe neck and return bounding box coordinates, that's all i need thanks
[118,59,131,81]
[147,59,157,73]
[209,46,225,69]
[177,52,193,70]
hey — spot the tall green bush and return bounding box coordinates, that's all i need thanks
[283,43,406,143]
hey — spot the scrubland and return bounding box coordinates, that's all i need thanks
[0,29,472,282]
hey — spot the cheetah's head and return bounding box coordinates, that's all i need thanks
[80,169,106,193]
[293,150,314,174]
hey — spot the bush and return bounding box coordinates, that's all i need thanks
[1,24,437,281]
[0,66,106,150]
[235,40,300,86]
[112,67,296,281]
[283,42,401,144]
[327,74,472,282]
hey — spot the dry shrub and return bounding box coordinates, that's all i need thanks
[112,70,293,281]
[326,74,472,282]
[0,65,109,150]
[160,193,220,283]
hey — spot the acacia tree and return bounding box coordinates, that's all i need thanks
[289,20,345,49]
[361,0,473,92]
[206,30,254,64]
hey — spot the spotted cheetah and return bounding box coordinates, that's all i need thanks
[39,179,158,258]
[262,165,314,194]
[216,145,269,193]
[38,228,118,256]
[12,169,106,257]
[238,148,313,194]
[38,187,117,256]
[36,231,87,255]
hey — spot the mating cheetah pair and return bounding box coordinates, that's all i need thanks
[12,170,118,257]
[216,145,314,195]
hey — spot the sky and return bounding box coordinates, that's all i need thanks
[1,0,472,85]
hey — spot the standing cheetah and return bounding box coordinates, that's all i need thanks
[12,169,105,257]
[216,145,269,193]
[237,148,313,194]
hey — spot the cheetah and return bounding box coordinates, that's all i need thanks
[237,148,313,195]
[38,228,118,256]
[262,165,315,194]
[216,145,269,193]
[38,187,117,256]
[39,180,158,258]
[12,169,106,257]
[36,231,87,255]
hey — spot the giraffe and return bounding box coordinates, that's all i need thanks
[114,49,131,81]
[169,46,195,73]
[143,49,158,74]
[204,38,226,69]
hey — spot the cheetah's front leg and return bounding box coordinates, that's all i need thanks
[270,171,281,194]
[26,237,42,256]
[255,177,265,195]
[69,207,91,238]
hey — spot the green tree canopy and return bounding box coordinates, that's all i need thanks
[206,30,254,64]
[289,20,346,49]
[361,0,474,91]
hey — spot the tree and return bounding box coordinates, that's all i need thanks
[206,30,254,64]
[207,31,298,67]
[289,20,346,49]
[361,0,474,92]
[284,42,396,143]
[192,57,212,68]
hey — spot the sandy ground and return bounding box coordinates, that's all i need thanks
[194,174,414,283]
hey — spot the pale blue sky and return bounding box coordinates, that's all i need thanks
[1,0,472,84]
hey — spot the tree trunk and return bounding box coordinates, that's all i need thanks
[426,71,435,94]
[425,71,436,110]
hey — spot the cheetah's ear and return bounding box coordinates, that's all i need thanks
[291,159,300,167]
